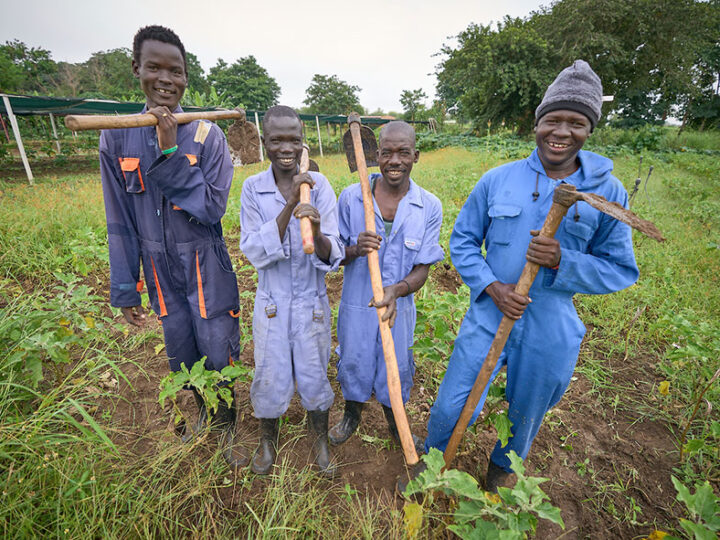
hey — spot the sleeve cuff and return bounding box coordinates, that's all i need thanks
[470,271,499,304]
[259,218,288,261]
[311,237,344,273]
[416,244,445,266]
[110,285,141,308]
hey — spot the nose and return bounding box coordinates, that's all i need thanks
[555,121,571,136]
[158,69,172,84]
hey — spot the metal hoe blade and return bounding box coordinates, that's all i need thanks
[343,123,378,172]
[576,191,665,242]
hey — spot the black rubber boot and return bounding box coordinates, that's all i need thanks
[214,398,250,470]
[308,409,336,476]
[328,400,363,446]
[180,387,207,443]
[485,460,515,493]
[251,418,278,475]
[382,404,424,455]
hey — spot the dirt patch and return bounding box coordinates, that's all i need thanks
[90,261,687,537]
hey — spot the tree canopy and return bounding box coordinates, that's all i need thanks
[435,0,720,132]
[207,56,280,110]
[303,74,364,114]
[400,89,427,122]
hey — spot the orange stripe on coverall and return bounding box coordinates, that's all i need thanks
[149,256,168,317]
[195,251,207,319]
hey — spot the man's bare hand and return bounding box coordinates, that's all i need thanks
[147,106,178,152]
[368,283,403,328]
[120,305,147,327]
[356,231,382,256]
[526,229,561,268]
[288,172,315,206]
[485,281,531,320]
[294,203,322,237]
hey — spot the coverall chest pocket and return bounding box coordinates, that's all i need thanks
[402,237,422,267]
[562,218,595,251]
[488,204,522,245]
[118,157,144,193]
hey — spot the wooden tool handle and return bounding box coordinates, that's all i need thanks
[64,109,244,131]
[442,185,576,469]
[348,115,419,466]
[299,145,314,254]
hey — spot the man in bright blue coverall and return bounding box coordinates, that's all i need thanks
[330,121,444,451]
[423,60,639,492]
[99,26,247,469]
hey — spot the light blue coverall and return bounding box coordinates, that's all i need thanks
[425,149,639,471]
[240,167,343,418]
[336,174,444,407]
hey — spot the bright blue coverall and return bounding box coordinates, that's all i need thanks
[336,174,444,408]
[425,149,639,471]
[99,106,240,374]
[240,167,343,419]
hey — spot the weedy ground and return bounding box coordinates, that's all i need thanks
[0,140,718,538]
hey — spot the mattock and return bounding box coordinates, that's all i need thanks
[343,112,419,466]
[442,183,664,469]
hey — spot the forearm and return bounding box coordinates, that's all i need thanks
[395,264,431,297]
[340,244,361,265]
[313,232,332,263]
[275,201,297,242]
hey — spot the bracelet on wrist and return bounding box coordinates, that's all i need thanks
[400,279,411,296]
[161,145,178,156]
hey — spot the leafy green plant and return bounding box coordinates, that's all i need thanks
[158,360,252,424]
[669,476,720,540]
[403,448,564,538]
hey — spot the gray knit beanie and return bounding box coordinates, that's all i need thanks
[535,60,603,129]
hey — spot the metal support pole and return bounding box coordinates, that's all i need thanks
[315,115,323,157]
[254,111,264,162]
[2,95,34,185]
[49,113,61,153]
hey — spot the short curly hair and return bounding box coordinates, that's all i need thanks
[132,25,187,70]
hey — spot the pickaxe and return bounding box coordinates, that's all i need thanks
[442,182,664,469]
[344,113,419,466]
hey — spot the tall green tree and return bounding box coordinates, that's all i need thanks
[303,74,364,114]
[400,89,427,122]
[185,52,208,95]
[0,40,56,93]
[208,56,280,110]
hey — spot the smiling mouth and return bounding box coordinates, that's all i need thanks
[278,157,295,166]
[155,88,175,95]
[386,169,404,178]
[548,142,570,149]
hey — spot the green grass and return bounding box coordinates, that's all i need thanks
[1,139,719,537]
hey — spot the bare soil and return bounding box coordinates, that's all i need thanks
[101,260,682,539]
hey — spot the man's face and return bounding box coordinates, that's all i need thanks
[263,115,303,175]
[377,130,419,189]
[132,39,187,110]
[535,110,591,171]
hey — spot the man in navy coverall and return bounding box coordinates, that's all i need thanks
[99,25,247,469]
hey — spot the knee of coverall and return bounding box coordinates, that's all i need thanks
[336,305,377,403]
[250,294,294,418]
[424,320,504,452]
[294,295,335,412]
[177,241,240,320]
[193,310,241,374]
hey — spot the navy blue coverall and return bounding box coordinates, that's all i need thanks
[99,107,240,373]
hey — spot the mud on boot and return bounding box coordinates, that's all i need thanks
[396,460,428,496]
[180,387,207,444]
[214,398,249,470]
[308,409,336,477]
[382,404,424,455]
[328,400,363,446]
[251,418,278,475]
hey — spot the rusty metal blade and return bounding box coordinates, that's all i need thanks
[576,192,665,242]
[343,124,378,172]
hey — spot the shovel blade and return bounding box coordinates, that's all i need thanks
[343,124,378,172]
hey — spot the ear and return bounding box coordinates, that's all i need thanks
[131,59,140,79]
[413,149,420,163]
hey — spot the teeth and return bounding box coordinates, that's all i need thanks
[549,142,568,149]
[156,89,172,94]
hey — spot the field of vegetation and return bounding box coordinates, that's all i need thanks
[1,134,719,538]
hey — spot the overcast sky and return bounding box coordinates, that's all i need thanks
[1,0,546,112]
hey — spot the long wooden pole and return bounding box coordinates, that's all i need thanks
[298,145,314,254]
[347,113,419,466]
[2,95,33,185]
[64,109,243,131]
[443,184,578,468]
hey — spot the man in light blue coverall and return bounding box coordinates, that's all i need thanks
[99,26,246,469]
[422,61,639,492]
[240,106,343,475]
[329,121,444,451]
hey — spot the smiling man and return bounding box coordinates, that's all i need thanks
[99,26,246,469]
[239,106,343,475]
[420,60,639,492]
[330,121,444,451]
